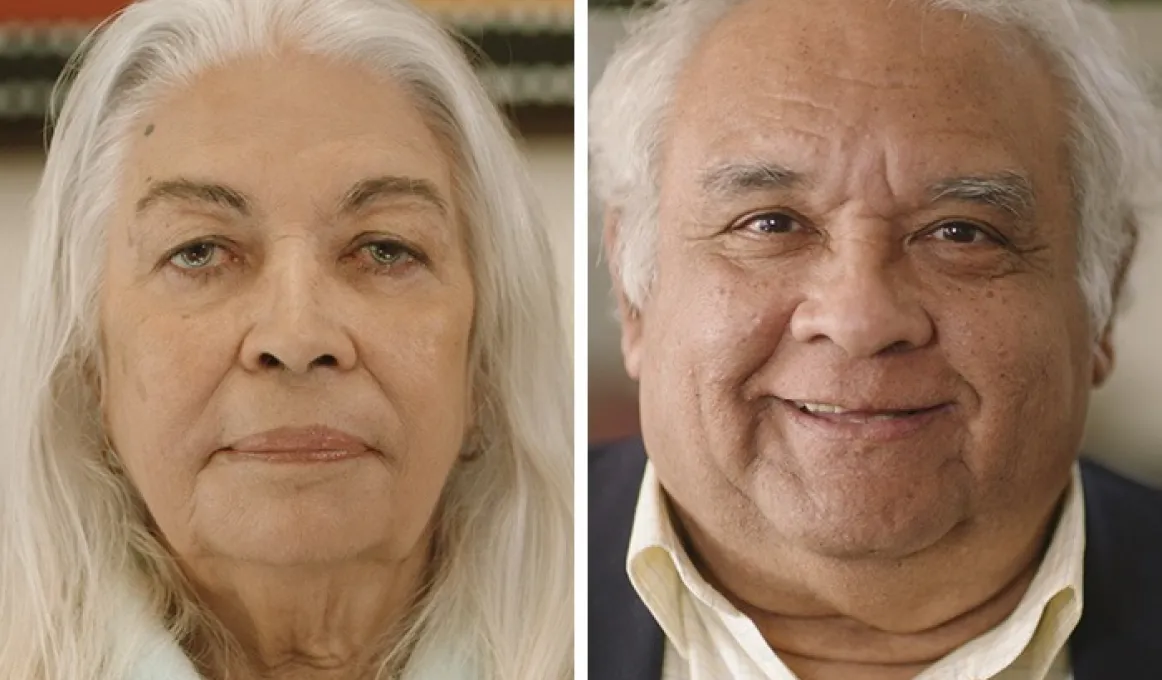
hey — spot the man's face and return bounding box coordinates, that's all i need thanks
[620,0,1111,559]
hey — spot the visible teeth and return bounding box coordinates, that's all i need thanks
[795,401,851,414]
[792,400,919,420]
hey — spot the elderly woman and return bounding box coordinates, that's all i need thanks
[0,0,572,678]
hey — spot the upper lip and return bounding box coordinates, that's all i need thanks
[226,426,375,454]
[781,397,950,413]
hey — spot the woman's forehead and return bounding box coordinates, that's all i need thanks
[118,51,455,216]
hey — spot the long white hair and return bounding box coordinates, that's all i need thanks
[0,0,572,678]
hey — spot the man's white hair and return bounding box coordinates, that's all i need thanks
[592,0,1162,333]
[0,0,572,678]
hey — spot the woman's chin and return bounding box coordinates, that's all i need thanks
[193,507,399,565]
[181,466,412,565]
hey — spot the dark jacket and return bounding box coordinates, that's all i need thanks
[590,438,1162,679]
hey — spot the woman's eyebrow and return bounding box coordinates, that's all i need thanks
[134,174,448,224]
[135,178,251,216]
[337,175,448,217]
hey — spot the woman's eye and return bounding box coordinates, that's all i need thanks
[169,242,221,269]
[362,241,416,267]
[738,212,802,235]
[930,221,994,245]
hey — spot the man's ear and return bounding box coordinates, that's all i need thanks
[1094,223,1136,388]
[1092,325,1116,387]
[604,209,644,381]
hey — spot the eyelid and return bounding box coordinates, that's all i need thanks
[160,237,240,273]
[355,232,427,255]
[918,218,1008,245]
[349,234,430,274]
[729,208,810,234]
[171,244,218,268]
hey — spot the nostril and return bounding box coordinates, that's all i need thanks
[881,340,914,356]
[254,352,340,371]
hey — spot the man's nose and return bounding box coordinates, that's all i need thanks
[789,240,934,358]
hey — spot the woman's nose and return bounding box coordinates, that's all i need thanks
[238,249,358,374]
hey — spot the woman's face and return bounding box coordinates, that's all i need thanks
[98,52,475,567]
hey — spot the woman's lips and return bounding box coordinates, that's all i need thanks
[222,425,375,463]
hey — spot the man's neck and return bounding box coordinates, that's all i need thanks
[738,553,1038,679]
[673,495,1062,678]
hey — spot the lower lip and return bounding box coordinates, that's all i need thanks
[778,399,950,441]
[223,449,372,463]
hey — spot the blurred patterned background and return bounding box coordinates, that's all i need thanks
[0,0,572,138]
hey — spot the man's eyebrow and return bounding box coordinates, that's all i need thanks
[927,172,1036,220]
[698,161,806,196]
[135,178,251,215]
[337,175,448,216]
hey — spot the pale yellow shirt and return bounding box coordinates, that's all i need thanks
[627,463,1085,680]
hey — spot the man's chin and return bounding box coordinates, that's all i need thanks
[757,480,971,561]
[790,517,963,562]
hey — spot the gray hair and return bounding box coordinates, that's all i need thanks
[591,0,1162,333]
[0,0,571,678]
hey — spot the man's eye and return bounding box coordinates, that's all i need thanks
[930,221,995,245]
[738,212,802,235]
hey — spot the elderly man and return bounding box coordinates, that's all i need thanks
[590,0,1162,678]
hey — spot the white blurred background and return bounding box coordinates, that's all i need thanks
[588,3,1162,484]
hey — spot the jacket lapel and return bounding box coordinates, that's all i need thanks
[1069,459,1162,679]
[589,439,665,680]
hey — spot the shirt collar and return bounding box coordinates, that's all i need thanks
[627,460,1085,670]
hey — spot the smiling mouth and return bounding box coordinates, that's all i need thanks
[787,399,944,421]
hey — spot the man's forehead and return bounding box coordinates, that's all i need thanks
[694,0,1033,67]
[677,0,1058,106]
[676,133,1034,190]
[661,0,1069,201]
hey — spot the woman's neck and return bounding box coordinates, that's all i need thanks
[180,544,432,680]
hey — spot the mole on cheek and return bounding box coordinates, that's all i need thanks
[144,124,155,137]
